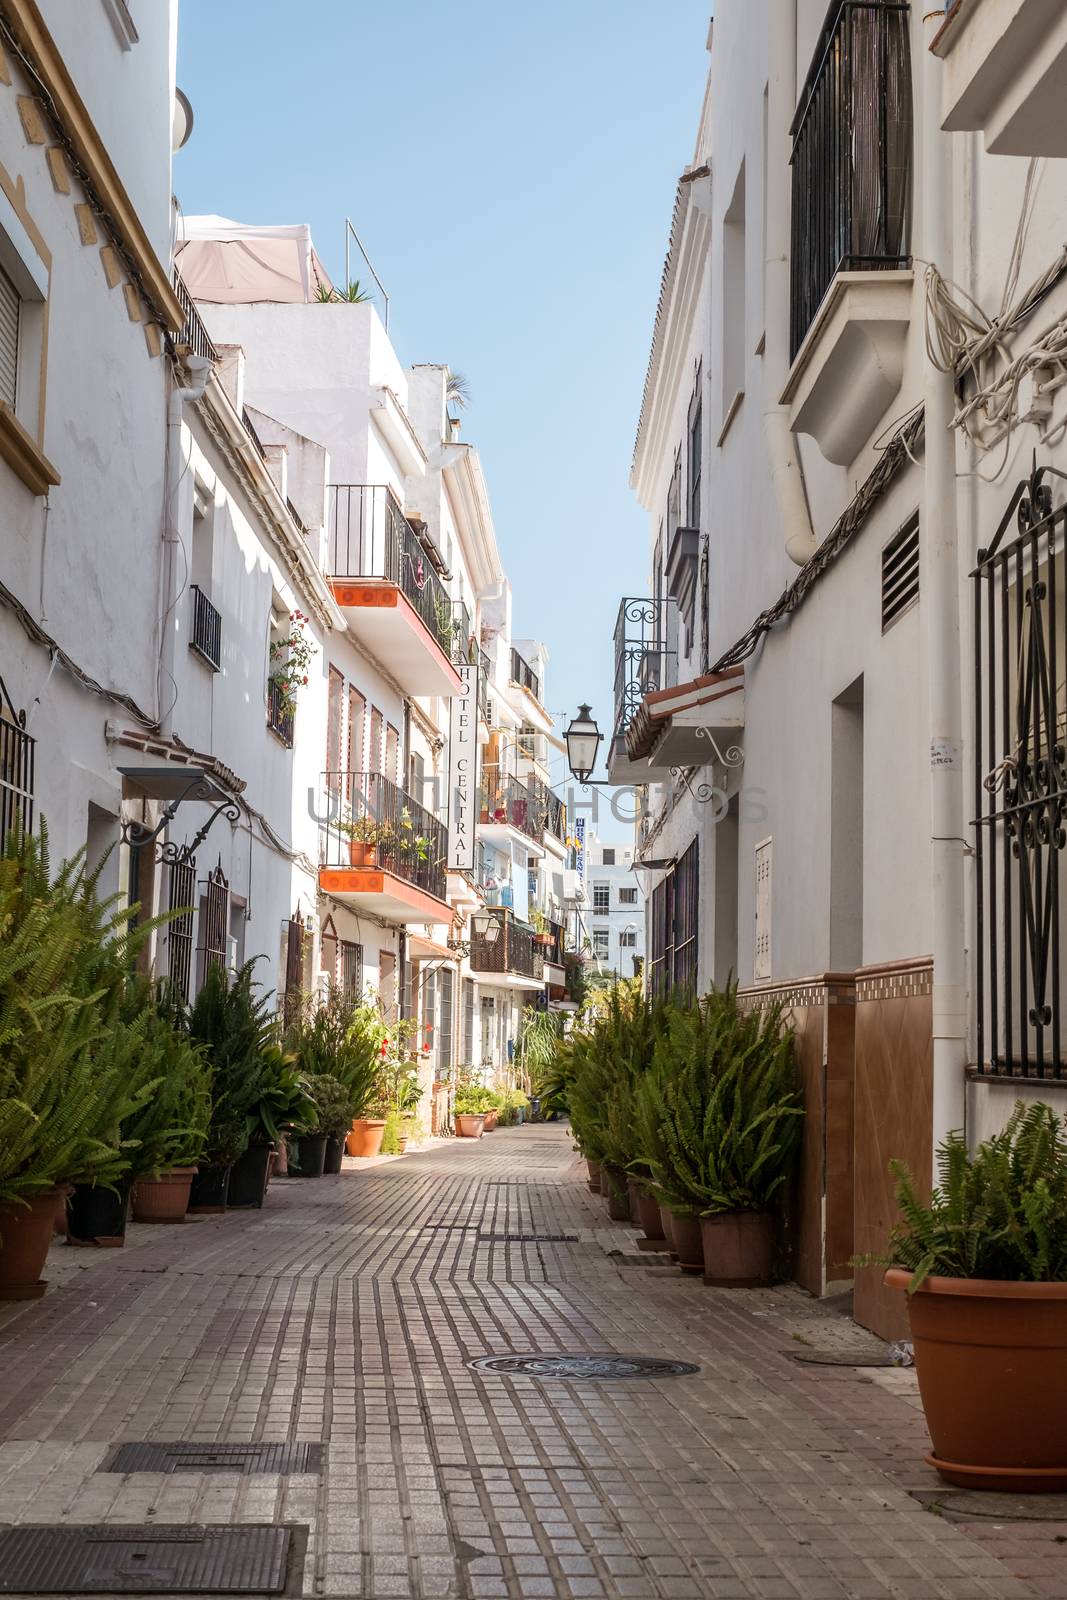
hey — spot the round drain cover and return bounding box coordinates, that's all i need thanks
[468,1353,699,1380]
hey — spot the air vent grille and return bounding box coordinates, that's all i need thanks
[881,513,919,631]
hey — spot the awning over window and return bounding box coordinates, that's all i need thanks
[626,665,744,771]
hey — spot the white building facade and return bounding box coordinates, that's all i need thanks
[584,835,645,980]
[617,1,1067,1337]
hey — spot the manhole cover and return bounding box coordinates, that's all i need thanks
[791,1349,896,1367]
[102,1442,323,1475]
[912,1488,1067,1522]
[0,1525,294,1594]
[468,1353,699,1380]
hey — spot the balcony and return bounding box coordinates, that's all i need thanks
[934,0,1067,156]
[319,770,450,924]
[189,584,222,672]
[478,774,545,856]
[326,486,463,697]
[267,677,294,748]
[470,907,545,992]
[782,0,914,466]
[173,271,218,364]
[608,597,674,785]
[527,778,568,856]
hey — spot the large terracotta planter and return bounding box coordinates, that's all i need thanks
[455,1113,487,1139]
[701,1211,774,1287]
[0,1191,63,1300]
[346,1118,386,1157]
[636,1188,668,1250]
[586,1159,602,1194]
[603,1164,630,1222]
[660,1204,677,1258]
[885,1267,1067,1491]
[668,1210,704,1274]
[483,1109,499,1132]
[131,1167,196,1224]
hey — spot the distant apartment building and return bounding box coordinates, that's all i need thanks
[583,835,645,980]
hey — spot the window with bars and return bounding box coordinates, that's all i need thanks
[462,977,475,1066]
[195,862,229,994]
[422,969,437,1063]
[166,857,196,1001]
[0,265,19,410]
[326,667,344,789]
[438,967,454,1075]
[673,839,699,997]
[592,928,610,961]
[0,674,34,846]
[648,875,674,999]
[341,939,363,998]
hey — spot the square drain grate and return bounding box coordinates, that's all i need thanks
[0,1524,295,1594]
[101,1442,323,1475]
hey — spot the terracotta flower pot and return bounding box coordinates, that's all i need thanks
[346,1118,386,1157]
[885,1267,1067,1491]
[483,1109,499,1132]
[0,1191,63,1300]
[131,1167,196,1224]
[586,1159,602,1194]
[348,840,378,868]
[659,1204,678,1258]
[455,1113,486,1138]
[701,1211,774,1287]
[603,1164,630,1221]
[636,1188,667,1248]
[668,1210,705,1274]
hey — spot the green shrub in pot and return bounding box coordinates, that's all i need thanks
[119,981,213,1179]
[303,1074,353,1141]
[188,961,276,1168]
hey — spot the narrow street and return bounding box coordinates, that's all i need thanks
[0,1126,1063,1600]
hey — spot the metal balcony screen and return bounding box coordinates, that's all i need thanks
[321,769,448,904]
[189,584,222,671]
[470,910,543,981]
[973,466,1067,1079]
[510,648,541,703]
[327,486,454,656]
[0,676,34,846]
[612,598,674,758]
[790,0,913,359]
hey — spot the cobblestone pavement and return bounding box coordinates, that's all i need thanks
[2,1124,1067,1599]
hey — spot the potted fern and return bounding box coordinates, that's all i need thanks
[128,990,212,1223]
[883,1103,1067,1492]
[186,961,275,1212]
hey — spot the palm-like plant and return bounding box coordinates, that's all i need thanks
[446,369,471,410]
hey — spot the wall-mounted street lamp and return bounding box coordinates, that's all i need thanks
[564,704,608,787]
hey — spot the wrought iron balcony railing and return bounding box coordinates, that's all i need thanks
[510,647,542,704]
[267,677,295,747]
[790,0,913,359]
[478,649,491,720]
[173,270,218,364]
[526,777,567,846]
[327,485,455,657]
[479,774,543,845]
[321,769,448,905]
[0,675,34,847]
[611,597,674,762]
[470,907,544,982]
[453,600,474,661]
[189,584,222,672]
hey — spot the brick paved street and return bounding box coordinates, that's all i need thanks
[2,1124,1067,1599]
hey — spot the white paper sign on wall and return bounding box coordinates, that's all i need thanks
[447,664,480,871]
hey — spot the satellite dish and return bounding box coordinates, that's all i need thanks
[172,87,194,152]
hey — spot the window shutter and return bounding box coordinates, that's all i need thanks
[0,268,19,409]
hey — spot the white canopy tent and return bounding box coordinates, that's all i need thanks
[175,216,333,304]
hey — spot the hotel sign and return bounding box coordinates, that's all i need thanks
[447,664,479,871]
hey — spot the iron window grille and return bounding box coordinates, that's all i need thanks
[789,0,913,359]
[647,840,699,998]
[166,856,196,1002]
[462,977,475,1065]
[327,485,455,657]
[196,861,229,987]
[439,966,454,1074]
[341,939,363,998]
[321,768,448,905]
[189,584,222,671]
[0,674,34,847]
[881,511,920,631]
[973,463,1067,1079]
[282,909,306,1027]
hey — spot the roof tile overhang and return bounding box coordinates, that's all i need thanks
[109,727,245,796]
[626,665,744,767]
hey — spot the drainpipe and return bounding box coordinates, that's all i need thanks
[159,357,212,735]
[765,1,817,567]
[922,10,968,1165]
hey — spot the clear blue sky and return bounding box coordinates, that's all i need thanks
[175,1,710,838]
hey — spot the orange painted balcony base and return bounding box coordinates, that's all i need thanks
[329,580,463,698]
[318,866,451,926]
